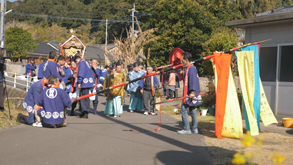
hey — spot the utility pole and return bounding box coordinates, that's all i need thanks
[129,3,137,35]
[104,19,108,66]
[0,0,6,51]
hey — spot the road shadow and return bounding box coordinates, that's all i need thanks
[83,110,235,165]
[286,129,293,135]
[155,147,235,165]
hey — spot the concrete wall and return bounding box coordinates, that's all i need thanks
[6,85,27,109]
[6,63,25,75]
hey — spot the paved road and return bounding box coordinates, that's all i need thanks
[0,95,214,165]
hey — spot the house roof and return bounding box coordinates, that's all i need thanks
[256,5,293,17]
[84,45,114,60]
[30,40,115,62]
[31,41,56,55]
[225,5,293,28]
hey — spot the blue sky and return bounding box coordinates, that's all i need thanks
[8,0,18,2]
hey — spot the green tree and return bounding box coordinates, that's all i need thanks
[199,27,238,76]
[146,0,219,67]
[5,26,38,58]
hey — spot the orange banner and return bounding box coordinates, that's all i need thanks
[212,52,232,138]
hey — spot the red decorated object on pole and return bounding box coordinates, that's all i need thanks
[169,48,184,80]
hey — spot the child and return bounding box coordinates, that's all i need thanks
[168,70,176,99]
[37,75,71,127]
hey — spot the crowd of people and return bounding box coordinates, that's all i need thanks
[19,51,202,135]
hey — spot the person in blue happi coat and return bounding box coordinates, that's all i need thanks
[37,60,46,80]
[18,76,49,127]
[63,60,73,94]
[177,52,202,135]
[42,51,63,83]
[37,75,71,128]
[75,56,95,119]
[99,65,109,86]
[25,59,37,81]
[91,59,101,115]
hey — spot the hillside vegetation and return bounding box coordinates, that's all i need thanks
[5,0,293,72]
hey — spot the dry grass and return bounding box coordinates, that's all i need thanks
[0,100,27,129]
[161,104,293,165]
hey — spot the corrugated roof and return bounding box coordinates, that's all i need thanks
[32,41,56,54]
[256,5,293,17]
[84,45,114,60]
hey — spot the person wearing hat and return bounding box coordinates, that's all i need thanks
[25,59,37,81]
[104,60,125,117]
[127,62,144,113]
[139,66,160,115]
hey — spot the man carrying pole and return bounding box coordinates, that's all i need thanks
[177,52,202,135]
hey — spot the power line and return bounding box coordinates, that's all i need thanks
[10,11,134,23]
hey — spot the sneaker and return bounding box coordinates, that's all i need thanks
[106,114,110,117]
[192,128,199,134]
[151,112,156,116]
[32,122,43,128]
[177,130,192,135]
[130,110,134,113]
[114,115,118,118]
[62,120,68,127]
[144,112,149,115]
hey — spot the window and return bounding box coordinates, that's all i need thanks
[259,47,277,81]
[279,45,293,82]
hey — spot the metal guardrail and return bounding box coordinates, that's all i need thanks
[5,72,37,92]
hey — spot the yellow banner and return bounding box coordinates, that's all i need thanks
[212,61,243,139]
[259,79,278,126]
[221,68,243,139]
[237,51,259,136]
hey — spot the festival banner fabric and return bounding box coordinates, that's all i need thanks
[211,52,231,139]
[212,61,243,139]
[241,45,261,131]
[236,51,259,136]
[259,79,278,126]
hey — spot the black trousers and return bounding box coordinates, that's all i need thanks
[80,88,91,112]
[143,90,155,113]
[0,82,3,108]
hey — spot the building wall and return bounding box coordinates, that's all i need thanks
[245,21,293,47]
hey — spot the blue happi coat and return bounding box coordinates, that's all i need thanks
[25,63,36,77]
[63,66,72,93]
[99,69,108,84]
[42,60,62,81]
[22,79,45,114]
[183,65,202,107]
[37,87,71,125]
[37,61,46,79]
[76,59,95,88]
[127,70,144,93]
